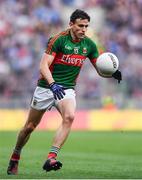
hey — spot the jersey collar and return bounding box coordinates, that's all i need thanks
[69,29,82,43]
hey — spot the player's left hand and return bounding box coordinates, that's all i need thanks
[112,70,122,83]
[49,82,66,100]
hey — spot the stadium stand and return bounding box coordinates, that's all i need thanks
[0,0,142,109]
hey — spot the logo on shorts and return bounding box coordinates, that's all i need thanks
[33,99,37,106]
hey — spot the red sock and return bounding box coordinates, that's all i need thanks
[11,153,20,161]
[47,152,57,159]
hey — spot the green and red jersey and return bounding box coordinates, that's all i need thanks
[38,29,99,89]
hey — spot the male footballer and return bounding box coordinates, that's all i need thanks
[7,9,122,175]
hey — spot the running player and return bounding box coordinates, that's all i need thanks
[7,9,122,175]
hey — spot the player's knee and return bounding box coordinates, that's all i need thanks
[63,113,75,124]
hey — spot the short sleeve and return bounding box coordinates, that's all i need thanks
[45,36,61,56]
[87,39,99,63]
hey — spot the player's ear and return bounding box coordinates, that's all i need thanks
[69,22,74,27]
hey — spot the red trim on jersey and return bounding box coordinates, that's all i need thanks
[51,52,56,57]
[46,30,69,54]
[49,60,55,73]
[90,58,97,64]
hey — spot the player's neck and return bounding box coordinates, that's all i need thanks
[70,29,81,42]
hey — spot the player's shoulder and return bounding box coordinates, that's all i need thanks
[83,36,99,56]
[84,35,96,45]
[50,29,69,42]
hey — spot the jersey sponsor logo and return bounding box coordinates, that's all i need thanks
[61,54,86,67]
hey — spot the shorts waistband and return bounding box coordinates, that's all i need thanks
[37,85,74,90]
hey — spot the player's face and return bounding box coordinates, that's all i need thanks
[70,19,89,40]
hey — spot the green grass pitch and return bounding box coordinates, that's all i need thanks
[0,131,142,179]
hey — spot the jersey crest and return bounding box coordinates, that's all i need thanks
[83,47,87,54]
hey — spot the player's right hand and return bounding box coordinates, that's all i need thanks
[49,82,65,100]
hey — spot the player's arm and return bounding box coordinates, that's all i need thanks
[87,41,111,78]
[90,60,112,78]
[88,40,122,82]
[90,58,122,83]
[39,53,55,84]
[40,53,65,100]
[40,35,65,100]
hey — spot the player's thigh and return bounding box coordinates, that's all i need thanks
[56,89,76,120]
[31,86,55,111]
[24,107,45,127]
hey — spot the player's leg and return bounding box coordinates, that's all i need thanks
[7,108,45,175]
[52,98,76,148]
[7,86,54,175]
[15,108,45,151]
[43,89,76,172]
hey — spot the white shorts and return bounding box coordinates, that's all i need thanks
[31,86,76,110]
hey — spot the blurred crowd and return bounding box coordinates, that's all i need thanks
[0,0,142,109]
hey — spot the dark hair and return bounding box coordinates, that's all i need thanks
[70,9,90,23]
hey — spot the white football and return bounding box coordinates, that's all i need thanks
[96,52,119,76]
